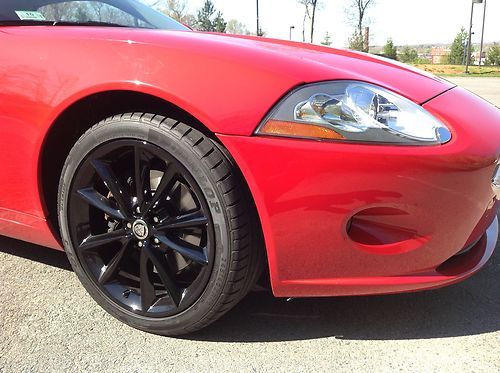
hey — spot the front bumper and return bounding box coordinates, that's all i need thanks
[218,86,500,297]
[282,215,498,296]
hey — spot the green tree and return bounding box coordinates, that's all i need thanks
[486,43,500,66]
[348,31,364,51]
[213,11,226,33]
[448,27,469,65]
[383,38,397,60]
[196,0,226,32]
[321,32,332,46]
[399,46,418,63]
[196,0,215,31]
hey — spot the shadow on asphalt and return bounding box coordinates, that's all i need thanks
[1,229,499,342]
[0,236,71,271]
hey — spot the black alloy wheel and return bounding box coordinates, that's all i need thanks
[58,113,262,335]
[69,139,214,316]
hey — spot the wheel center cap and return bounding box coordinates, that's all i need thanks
[132,219,149,240]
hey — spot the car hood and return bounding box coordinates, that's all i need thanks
[1,26,457,137]
[139,30,455,104]
[7,26,453,105]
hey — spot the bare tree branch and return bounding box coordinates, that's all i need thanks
[297,0,321,43]
[297,0,312,42]
[347,0,375,36]
[310,0,320,43]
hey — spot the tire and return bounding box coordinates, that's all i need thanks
[58,113,263,335]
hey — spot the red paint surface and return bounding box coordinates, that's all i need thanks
[218,87,500,296]
[0,26,498,296]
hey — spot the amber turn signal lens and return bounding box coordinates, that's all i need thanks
[259,120,345,140]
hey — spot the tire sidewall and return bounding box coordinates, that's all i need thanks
[58,120,231,333]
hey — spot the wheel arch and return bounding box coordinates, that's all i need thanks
[39,90,263,250]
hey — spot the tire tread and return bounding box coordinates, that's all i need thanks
[59,112,263,336]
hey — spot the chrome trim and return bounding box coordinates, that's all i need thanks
[493,162,500,200]
[486,216,499,253]
[455,236,482,256]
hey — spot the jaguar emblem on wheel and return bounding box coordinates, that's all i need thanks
[132,220,149,240]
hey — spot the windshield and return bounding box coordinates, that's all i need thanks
[0,0,189,30]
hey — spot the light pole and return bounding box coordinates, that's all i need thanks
[466,0,483,73]
[256,0,260,36]
[479,0,487,65]
[289,26,295,41]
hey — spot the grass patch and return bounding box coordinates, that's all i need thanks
[411,64,500,77]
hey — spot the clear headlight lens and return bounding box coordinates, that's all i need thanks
[257,81,452,145]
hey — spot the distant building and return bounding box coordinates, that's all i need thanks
[430,47,450,64]
[472,50,487,65]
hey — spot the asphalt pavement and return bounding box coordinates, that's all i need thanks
[1,78,499,372]
[447,77,500,107]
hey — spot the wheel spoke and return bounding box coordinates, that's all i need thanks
[143,243,182,306]
[134,145,151,207]
[79,228,130,251]
[155,234,209,266]
[77,187,125,220]
[70,138,215,317]
[139,249,156,312]
[156,210,208,231]
[98,238,131,284]
[143,164,177,215]
[91,159,132,217]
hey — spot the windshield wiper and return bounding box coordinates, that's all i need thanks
[0,20,55,26]
[53,20,129,28]
[0,20,132,28]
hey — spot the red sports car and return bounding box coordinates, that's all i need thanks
[1,0,499,336]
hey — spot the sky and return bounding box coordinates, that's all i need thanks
[181,0,500,47]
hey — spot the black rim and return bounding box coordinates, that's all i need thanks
[68,139,214,317]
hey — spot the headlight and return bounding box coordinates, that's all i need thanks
[256,81,452,145]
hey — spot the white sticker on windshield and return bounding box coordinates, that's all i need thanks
[15,11,46,21]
